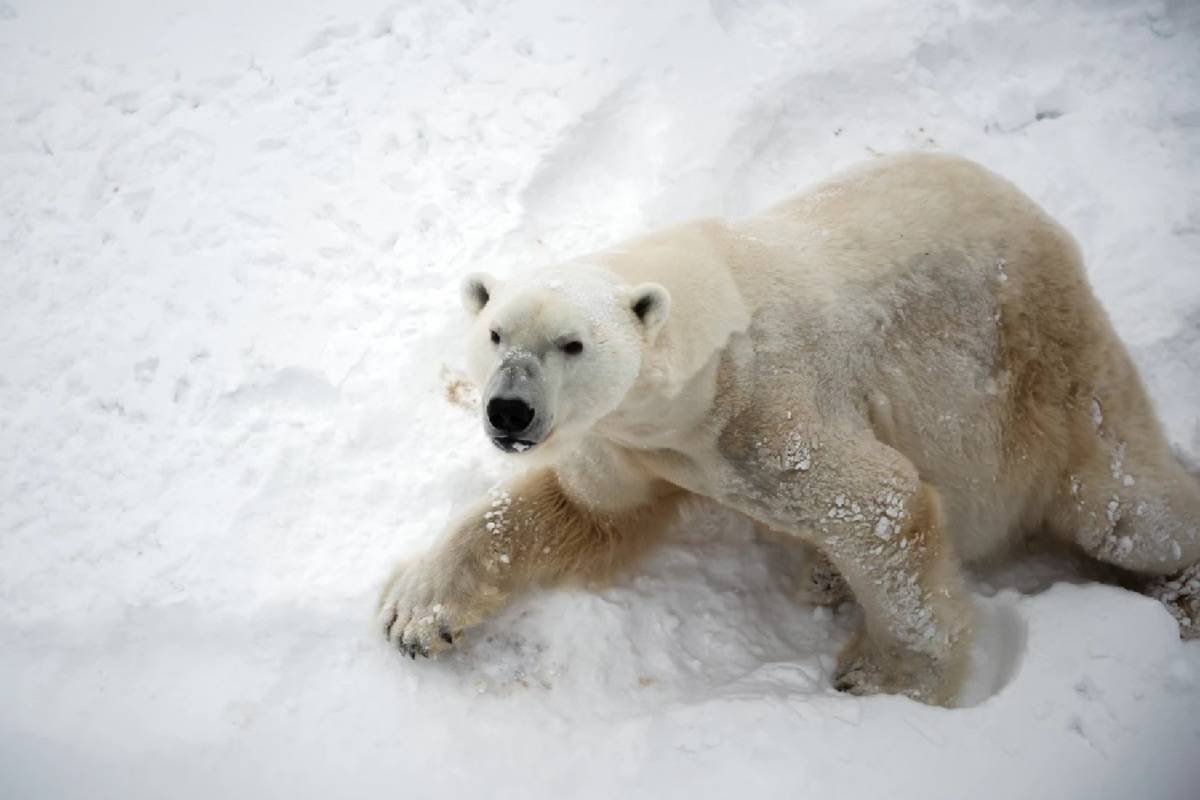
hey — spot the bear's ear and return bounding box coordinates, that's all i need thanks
[627,283,671,339]
[461,272,494,316]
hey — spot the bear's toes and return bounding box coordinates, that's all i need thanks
[378,558,465,658]
[1145,562,1200,640]
[396,606,459,658]
[833,643,889,698]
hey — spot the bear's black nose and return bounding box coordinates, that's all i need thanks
[487,397,535,434]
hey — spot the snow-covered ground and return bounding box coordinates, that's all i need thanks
[2,0,1199,797]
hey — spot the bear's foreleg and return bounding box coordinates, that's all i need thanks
[722,430,973,705]
[379,468,683,658]
[820,482,973,706]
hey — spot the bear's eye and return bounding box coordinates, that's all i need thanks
[561,341,584,356]
[490,330,500,345]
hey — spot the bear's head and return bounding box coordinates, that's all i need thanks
[460,266,670,457]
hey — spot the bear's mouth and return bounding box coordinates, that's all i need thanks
[490,436,538,454]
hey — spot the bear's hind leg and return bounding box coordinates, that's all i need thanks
[1047,433,1200,637]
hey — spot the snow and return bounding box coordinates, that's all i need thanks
[1,0,1199,797]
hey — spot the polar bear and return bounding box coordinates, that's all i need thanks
[379,153,1200,705]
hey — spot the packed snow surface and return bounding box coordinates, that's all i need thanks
[2,0,1200,797]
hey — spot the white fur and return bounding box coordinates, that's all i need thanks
[382,153,1200,704]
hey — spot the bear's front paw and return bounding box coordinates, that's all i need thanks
[1145,562,1200,640]
[833,629,961,705]
[378,559,466,659]
[833,645,887,697]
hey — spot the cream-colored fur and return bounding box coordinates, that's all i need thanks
[379,153,1200,704]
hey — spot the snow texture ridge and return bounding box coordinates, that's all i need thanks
[1,0,1199,798]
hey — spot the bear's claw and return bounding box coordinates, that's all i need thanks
[832,653,877,696]
[385,611,455,658]
[378,558,465,659]
[383,602,459,659]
